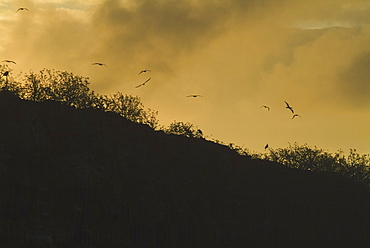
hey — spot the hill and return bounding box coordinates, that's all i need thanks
[0,90,369,248]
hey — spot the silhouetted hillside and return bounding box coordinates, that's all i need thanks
[0,90,369,248]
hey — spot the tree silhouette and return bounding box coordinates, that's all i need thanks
[264,143,370,186]
[18,69,92,108]
[1,65,368,186]
[108,92,159,129]
[0,66,17,92]
[164,121,203,138]
[1,67,159,129]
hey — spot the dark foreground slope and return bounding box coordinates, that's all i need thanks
[0,91,369,248]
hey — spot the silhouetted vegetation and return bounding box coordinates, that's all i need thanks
[0,67,159,128]
[1,66,369,188]
[206,139,370,187]
[1,66,369,187]
[248,143,370,186]
[164,121,203,138]
[106,92,159,129]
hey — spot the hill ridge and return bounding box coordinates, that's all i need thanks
[0,90,369,248]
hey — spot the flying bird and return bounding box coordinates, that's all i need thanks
[16,8,29,12]
[138,70,151,75]
[2,60,16,64]
[261,105,270,111]
[292,114,302,119]
[91,62,107,67]
[187,94,203,98]
[284,101,294,114]
[264,144,269,150]
[135,78,151,88]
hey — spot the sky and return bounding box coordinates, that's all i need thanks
[1,0,369,154]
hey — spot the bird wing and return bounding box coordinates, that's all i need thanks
[138,70,150,74]
[92,63,106,66]
[136,78,151,88]
[284,101,290,107]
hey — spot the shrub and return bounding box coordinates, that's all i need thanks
[107,92,159,129]
[18,69,93,108]
[163,121,203,138]
[0,67,159,129]
[336,149,370,184]
[0,66,19,93]
[265,143,370,186]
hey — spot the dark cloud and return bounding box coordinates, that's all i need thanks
[89,0,272,72]
[263,28,327,72]
[76,0,268,91]
[338,51,370,107]
[92,1,228,52]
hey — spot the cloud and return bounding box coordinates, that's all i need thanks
[338,50,370,107]
[89,0,237,67]
[2,0,370,97]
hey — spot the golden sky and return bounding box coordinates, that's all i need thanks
[1,0,370,154]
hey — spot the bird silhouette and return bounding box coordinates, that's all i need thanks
[16,8,29,12]
[138,70,151,75]
[292,114,302,119]
[187,94,203,98]
[284,101,294,114]
[91,63,107,67]
[2,60,16,64]
[135,78,151,88]
[261,105,270,111]
[264,144,269,150]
